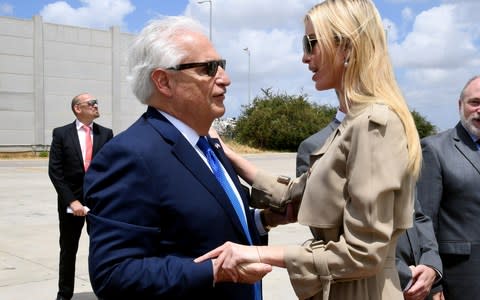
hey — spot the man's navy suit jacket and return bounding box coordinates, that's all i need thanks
[84,106,263,300]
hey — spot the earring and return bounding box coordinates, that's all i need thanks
[344,60,349,67]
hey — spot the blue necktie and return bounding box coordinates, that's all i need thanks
[197,137,262,300]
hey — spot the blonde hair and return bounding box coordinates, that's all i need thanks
[306,0,421,177]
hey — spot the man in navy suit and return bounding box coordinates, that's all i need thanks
[297,109,443,300]
[48,92,113,300]
[417,75,480,300]
[84,16,271,300]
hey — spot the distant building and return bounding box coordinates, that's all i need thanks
[0,15,144,152]
[212,117,236,137]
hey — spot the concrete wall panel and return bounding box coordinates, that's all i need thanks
[0,74,33,93]
[44,60,111,81]
[0,130,34,145]
[0,111,34,130]
[44,41,112,64]
[0,55,34,75]
[0,92,34,111]
[44,23,111,48]
[44,77,111,96]
[0,17,32,37]
[0,36,33,56]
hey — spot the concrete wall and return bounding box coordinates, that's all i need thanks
[0,15,146,151]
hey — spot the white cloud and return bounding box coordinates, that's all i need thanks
[390,5,477,69]
[0,2,13,15]
[40,0,135,30]
[401,7,414,22]
[387,2,479,129]
[187,0,317,31]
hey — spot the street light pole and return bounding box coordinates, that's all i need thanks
[198,0,212,41]
[243,47,251,104]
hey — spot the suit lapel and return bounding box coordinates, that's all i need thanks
[68,121,84,166]
[453,123,480,175]
[144,107,249,241]
[91,123,102,155]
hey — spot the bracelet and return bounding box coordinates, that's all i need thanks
[256,246,262,263]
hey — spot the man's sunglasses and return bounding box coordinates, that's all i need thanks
[167,59,226,77]
[76,99,98,107]
[303,34,318,55]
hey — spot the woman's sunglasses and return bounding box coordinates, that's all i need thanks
[303,34,318,55]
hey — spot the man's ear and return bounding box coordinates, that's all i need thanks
[73,104,81,115]
[151,69,173,97]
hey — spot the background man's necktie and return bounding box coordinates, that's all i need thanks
[83,125,92,171]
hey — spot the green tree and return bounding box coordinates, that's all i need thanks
[233,88,336,151]
[411,110,438,138]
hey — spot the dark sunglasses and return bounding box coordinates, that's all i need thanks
[76,99,98,107]
[167,59,226,77]
[303,34,318,55]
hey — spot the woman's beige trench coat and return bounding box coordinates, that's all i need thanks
[252,103,415,300]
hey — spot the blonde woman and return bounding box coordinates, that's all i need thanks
[196,1,422,299]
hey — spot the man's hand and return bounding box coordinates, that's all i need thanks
[69,200,87,216]
[213,259,271,284]
[262,205,296,229]
[403,265,437,300]
[432,291,445,300]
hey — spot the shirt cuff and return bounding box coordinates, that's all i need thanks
[254,209,268,235]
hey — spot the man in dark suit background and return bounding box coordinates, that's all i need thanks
[295,109,344,177]
[296,108,443,300]
[417,75,480,300]
[48,92,113,300]
[83,16,270,300]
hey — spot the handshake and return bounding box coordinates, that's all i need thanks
[195,242,273,284]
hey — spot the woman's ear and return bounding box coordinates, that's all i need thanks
[151,69,173,97]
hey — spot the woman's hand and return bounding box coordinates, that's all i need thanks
[208,127,258,184]
[195,242,271,283]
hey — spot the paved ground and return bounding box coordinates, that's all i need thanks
[0,153,311,300]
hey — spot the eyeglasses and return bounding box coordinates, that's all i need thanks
[303,34,318,55]
[167,59,226,77]
[76,99,98,107]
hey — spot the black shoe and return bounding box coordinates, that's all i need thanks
[56,296,70,300]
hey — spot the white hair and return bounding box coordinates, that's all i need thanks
[127,16,206,104]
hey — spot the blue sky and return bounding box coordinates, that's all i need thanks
[1,0,479,130]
